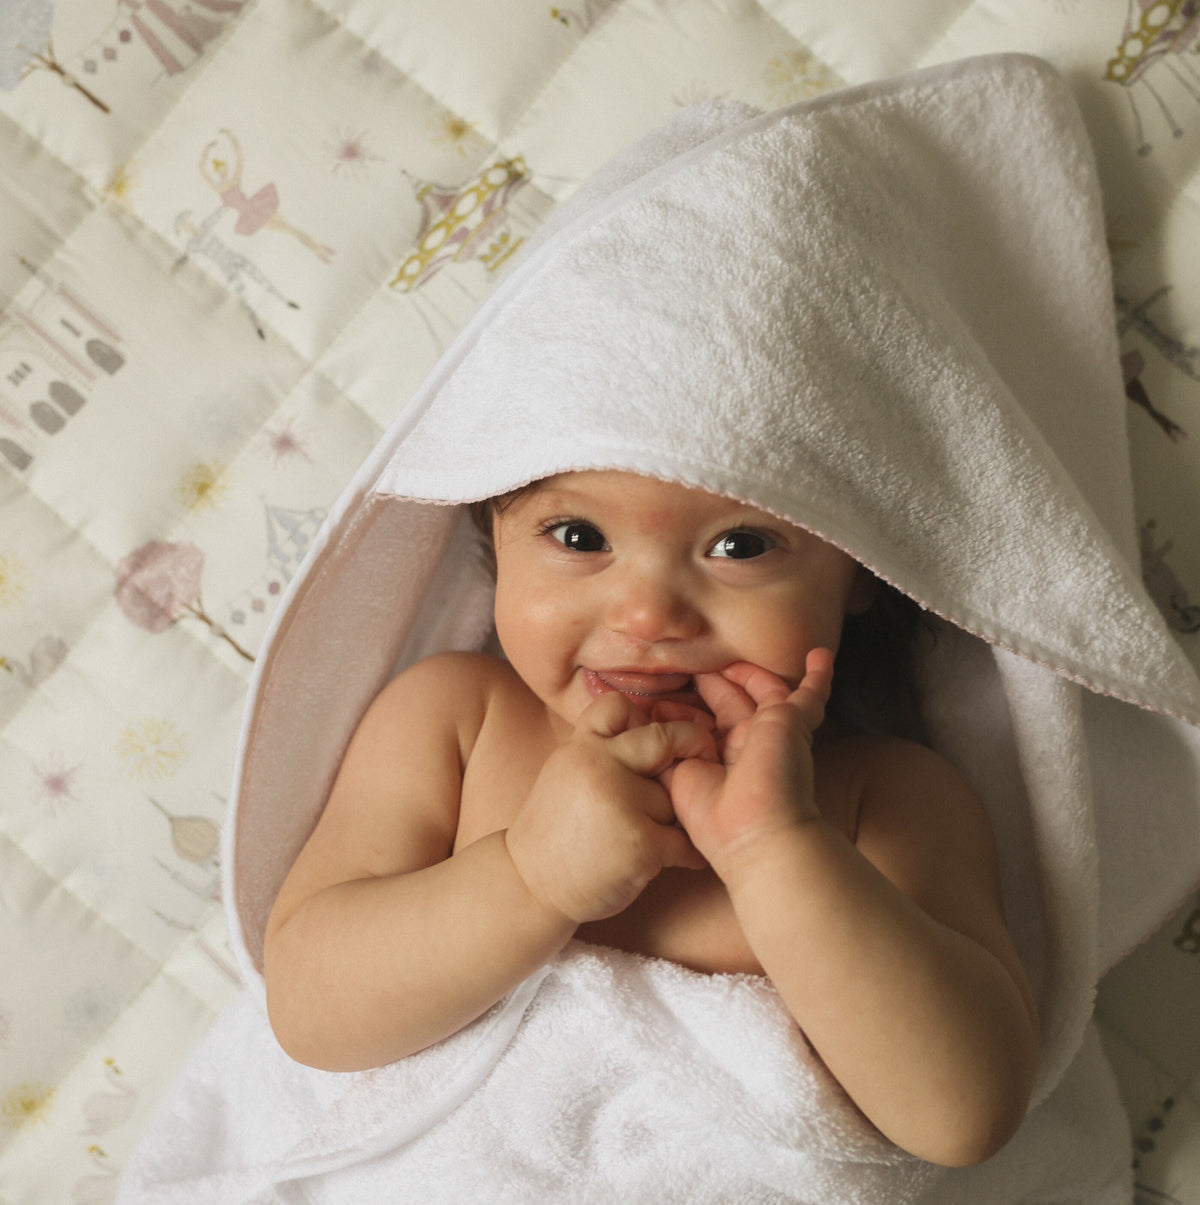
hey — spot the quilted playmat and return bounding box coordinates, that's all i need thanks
[1,1,1198,1200]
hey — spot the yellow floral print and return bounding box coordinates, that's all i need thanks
[177,462,228,512]
[0,550,29,608]
[763,48,841,105]
[1,1082,54,1128]
[428,112,486,157]
[105,166,137,205]
[116,718,188,781]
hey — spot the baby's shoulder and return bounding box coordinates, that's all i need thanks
[815,733,987,842]
[817,732,965,783]
[397,649,514,693]
[375,650,518,736]
[387,650,546,744]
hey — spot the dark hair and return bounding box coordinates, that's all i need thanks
[826,583,930,741]
[467,492,930,740]
[467,498,494,540]
[467,490,530,576]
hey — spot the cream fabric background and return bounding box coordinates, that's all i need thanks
[0,2,1198,1200]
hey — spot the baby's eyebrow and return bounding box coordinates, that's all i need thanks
[520,488,590,512]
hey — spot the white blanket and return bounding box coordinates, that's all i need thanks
[119,941,1135,1203]
[119,53,1200,1203]
[120,943,947,1203]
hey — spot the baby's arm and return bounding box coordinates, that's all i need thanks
[264,655,571,1071]
[666,656,1039,1168]
[264,653,706,1072]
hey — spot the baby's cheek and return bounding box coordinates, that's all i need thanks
[756,638,816,691]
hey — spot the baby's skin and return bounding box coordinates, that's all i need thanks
[264,471,1039,1167]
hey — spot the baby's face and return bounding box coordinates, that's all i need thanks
[491,470,869,732]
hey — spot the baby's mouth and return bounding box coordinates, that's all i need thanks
[583,669,710,715]
[591,670,694,696]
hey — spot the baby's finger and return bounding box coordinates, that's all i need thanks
[719,661,792,709]
[610,718,718,780]
[788,647,835,732]
[655,821,708,871]
[577,689,648,738]
[693,671,755,733]
[649,699,718,733]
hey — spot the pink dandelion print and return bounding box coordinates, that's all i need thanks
[33,756,80,811]
[263,420,312,465]
[325,126,382,180]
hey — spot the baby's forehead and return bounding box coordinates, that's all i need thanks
[518,470,753,511]
[503,470,824,538]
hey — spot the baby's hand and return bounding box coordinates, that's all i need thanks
[662,650,834,883]
[505,691,711,924]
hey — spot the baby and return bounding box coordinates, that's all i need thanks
[118,56,1187,1204]
[262,467,1038,1168]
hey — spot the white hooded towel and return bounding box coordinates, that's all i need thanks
[119,53,1200,1205]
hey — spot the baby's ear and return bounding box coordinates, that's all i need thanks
[845,566,878,616]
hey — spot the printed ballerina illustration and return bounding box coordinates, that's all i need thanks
[1104,0,1200,154]
[172,209,300,339]
[200,129,334,263]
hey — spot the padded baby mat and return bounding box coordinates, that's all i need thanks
[1,2,1199,1199]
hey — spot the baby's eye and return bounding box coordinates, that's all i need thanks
[546,521,609,552]
[708,530,776,560]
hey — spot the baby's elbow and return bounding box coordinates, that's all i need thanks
[264,962,429,1072]
[921,1102,1025,1168]
[921,1011,1039,1167]
[265,990,376,1072]
[262,940,353,1071]
[264,976,330,1070]
[912,1071,1033,1168]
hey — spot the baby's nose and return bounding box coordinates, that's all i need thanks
[604,569,703,643]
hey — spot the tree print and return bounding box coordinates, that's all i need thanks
[115,539,253,661]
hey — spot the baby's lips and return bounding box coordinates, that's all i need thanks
[583,669,715,720]
[593,670,693,695]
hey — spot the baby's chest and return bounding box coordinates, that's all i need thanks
[576,868,764,975]
[453,725,859,978]
[455,749,764,975]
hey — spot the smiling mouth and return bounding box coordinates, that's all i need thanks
[590,669,694,696]
[581,669,714,716]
